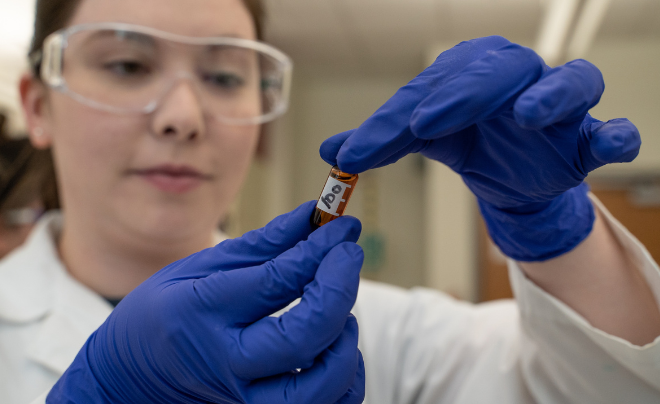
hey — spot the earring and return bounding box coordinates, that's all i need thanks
[33,127,43,138]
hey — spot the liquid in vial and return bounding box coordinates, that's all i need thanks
[311,165,358,228]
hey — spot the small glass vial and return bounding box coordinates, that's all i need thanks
[311,165,359,228]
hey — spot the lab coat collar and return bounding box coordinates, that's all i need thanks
[0,211,63,323]
[0,211,229,374]
[0,211,114,374]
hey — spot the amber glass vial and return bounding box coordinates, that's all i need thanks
[311,165,359,228]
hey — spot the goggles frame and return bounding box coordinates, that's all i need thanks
[39,22,293,125]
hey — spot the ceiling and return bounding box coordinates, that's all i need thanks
[263,0,660,75]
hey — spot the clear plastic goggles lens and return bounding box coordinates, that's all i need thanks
[42,24,292,125]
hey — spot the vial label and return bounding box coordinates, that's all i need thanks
[316,176,351,216]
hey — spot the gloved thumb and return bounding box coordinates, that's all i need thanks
[152,201,317,282]
[582,117,641,173]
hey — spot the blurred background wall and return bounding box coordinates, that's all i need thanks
[1,0,659,301]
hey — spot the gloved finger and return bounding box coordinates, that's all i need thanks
[162,201,317,281]
[581,117,641,173]
[321,128,429,172]
[410,43,544,139]
[513,59,604,129]
[210,200,317,271]
[332,36,513,174]
[230,242,363,379]
[246,315,362,404]
[334,350,365,404]
[197,216,362,324]
[320,129,355,167]
[365,136,429,169]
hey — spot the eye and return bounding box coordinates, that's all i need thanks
[203,72,245,90]
[103,60,150,76]
[261,77,281,91]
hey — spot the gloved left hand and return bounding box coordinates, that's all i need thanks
[320,36,640,261]
[47,201,365,404]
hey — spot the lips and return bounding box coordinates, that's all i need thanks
[130,164,211,194]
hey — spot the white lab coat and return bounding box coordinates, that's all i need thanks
[1,196,659,404]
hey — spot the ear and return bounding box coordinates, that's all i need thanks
[19,73,53,149]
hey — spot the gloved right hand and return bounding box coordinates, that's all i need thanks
[47,201,365,404]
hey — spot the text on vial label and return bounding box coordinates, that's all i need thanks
[316,176,351,216]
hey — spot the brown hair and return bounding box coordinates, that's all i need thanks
[29,0,265,76]
[0,114,59,212]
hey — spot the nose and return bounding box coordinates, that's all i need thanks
[151,80,206,141]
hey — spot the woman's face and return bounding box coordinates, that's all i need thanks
[30,0,260,243]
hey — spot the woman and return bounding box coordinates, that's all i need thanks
[8,1,365,402]
[3,0,660,402]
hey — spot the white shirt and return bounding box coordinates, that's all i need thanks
[1,197,659,404]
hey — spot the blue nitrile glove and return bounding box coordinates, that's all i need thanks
[47,201,365,404]
[320,36,640,261]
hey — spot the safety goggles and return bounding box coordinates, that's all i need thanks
[36,23,293,125]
